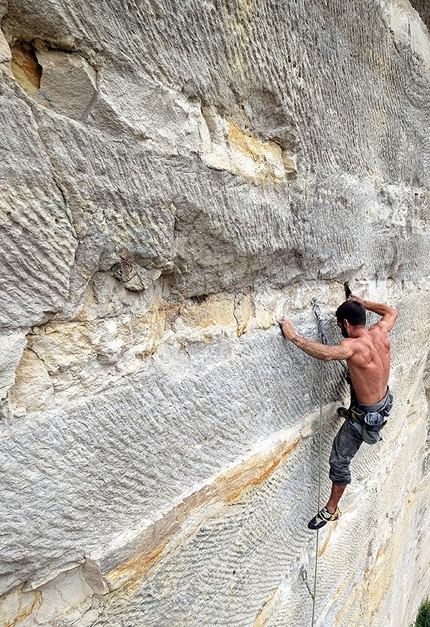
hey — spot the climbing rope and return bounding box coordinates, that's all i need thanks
[303,299,328,626]
[302,298,349,624]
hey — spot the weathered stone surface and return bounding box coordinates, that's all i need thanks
[0,29,11,64]
[9,347,54,412]
[0,0,10,72]
[409,0,430,31]
[35,48,97,120]
[0,332,27,400]
[0,84,78,330]
[10,41,41,93]
[200,108,297,182]
[0,0,430,626]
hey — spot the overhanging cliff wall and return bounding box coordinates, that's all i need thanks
[0,1,430,626]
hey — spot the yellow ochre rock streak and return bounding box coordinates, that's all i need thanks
[105,434,300,590]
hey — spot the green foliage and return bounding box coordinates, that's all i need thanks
[415,598,430,627]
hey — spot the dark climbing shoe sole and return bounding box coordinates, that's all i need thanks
[308,506,341,530]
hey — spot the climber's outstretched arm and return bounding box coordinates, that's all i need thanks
[278,316,354,362]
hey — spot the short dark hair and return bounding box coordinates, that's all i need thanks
[336,300,366,326]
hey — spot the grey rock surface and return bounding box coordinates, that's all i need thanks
[35,48,97,120]
[0,0,430,626]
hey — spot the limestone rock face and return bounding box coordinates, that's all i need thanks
[0,332,26,403]
[410,0,430,29]
[35,48,98,120]
[0,0,430,626]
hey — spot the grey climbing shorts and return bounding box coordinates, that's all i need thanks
[329,389,393,485]
[329,418,363,485]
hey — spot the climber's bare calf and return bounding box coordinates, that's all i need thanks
[278,295,397,529]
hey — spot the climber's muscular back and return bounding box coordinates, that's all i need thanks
[343,322,391,405]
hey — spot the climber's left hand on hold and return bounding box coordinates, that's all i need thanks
[278,316,296,340]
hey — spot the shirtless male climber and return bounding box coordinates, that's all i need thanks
[278,295,398,530]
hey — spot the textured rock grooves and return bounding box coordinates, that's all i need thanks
[1,0,430,626]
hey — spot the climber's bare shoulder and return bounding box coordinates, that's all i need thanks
[367,320,392,349]
[337,337,372,368]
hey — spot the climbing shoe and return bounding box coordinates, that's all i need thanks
[337,407,349,419]
[307,506,341,530]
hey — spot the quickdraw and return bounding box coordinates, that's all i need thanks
[312,297,327,346]
[300,566,315,601]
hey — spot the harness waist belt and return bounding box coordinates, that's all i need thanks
[349,388,393,445]
[355,387,392,415]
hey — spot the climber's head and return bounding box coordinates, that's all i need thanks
[336,300,366,337]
